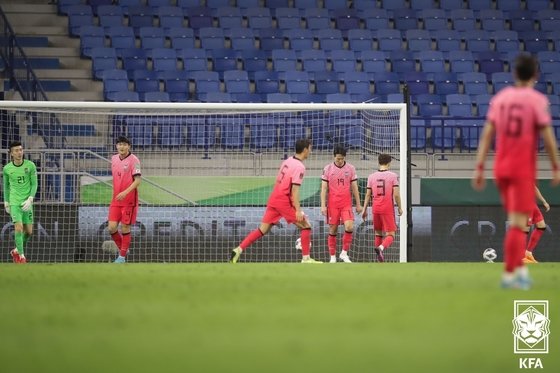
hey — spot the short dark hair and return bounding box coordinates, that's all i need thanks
[333,144,347,157]
[378,153,392,165]
[8,141,22,151]
[295,138,312,153]
[514,54,538,82]
[116,136,131,145]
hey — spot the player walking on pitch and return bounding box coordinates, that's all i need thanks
[3,141,37,264]
[523,185,550,264]
[472,54,560,289]
[362,153,402,263]
[108,136,141,263]
[230,138,321,263]
[320,145,362,263]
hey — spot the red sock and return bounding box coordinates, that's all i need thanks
[328,234,337,256]
[381,235,394,249]
[375,235,382,247]
[111,231,122,250]
[527,227,545,252]
[240,229,264,250]
[120,232,131,257]
[342,231,352,252]
[504,227,525,273]
[301,228,311,256]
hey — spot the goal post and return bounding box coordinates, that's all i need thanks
[0,101,408,263]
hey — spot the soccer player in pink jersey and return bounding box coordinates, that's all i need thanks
[523,185,550,264]
[361,153,402,263]
[230,139,321,264]
[472,54,560,289]
[320,145,362,263]
[108,136,142,263]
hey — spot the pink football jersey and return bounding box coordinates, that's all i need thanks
[321,161,357,209]
[267,156,306,208]
[487,86,551,180]
[111,153,141,207]
[366,170,399,214]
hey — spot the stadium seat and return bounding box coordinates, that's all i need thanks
[285,28,315,51]
[216,7,243,29]
[207,0,231,7]
[403,72,430,95]
[266,93,293,103]
[304,8,331,30]
[373,72,400,95]
[215,117,245,149]
[203,92,232,103]
[126,117,154,147]
[457,120,484,150]
[122,52,148,77]
[223,70,250,94]
[106,26,136,49]
[236,0,260,8]
[210,49,239,73]
[158,6,185,29]
[186,117,215,149]
[479,9,506,31]
[469,0,492,11]
[420,9,447,31]
[192,71,221,96]
[390,51,415,73]
[98,5,125,28]
[450,9,475,32]
[159,117,185,147]
[151,48,178,73]
[379,0,406,11]
[79,26,106,57]
[271,49,298,72]
[376,29,403,52]
[245,7,273,30]
[521,31,548,53]
[300,49,327,73]
[418,50,445,73]
[228,28,256,51]
[317,29,344,51]
[461,72,489,95]
[314,71,340,95]
[477,52,505,76]
[448,50,475,74]
[410,119,427,151]
[167,27,195,49]
[275,7,303,30]
[333,9,361,32]
[91,47,118,80]
[185,7,214,29]
[433,72,459,95]
[343,71,371,97]
[415,94,443,116]
[347,29,374,52]
[67,5,94,37]
[134,77,160,99]
[164,76,189,102]
[330,49,357,73]
[128,6,155,31]
[464,30,491,53]
[143,91,170,102]
[536,9,560,32]
[509,10,536,32]
[406,29,432,52]
[361,8,390,30]
[240,50,268,78]
[446,94,473,117]
[106,90,140,102]
[340,117,364,149]
[435,30,462,52]
[199,27,226,50]
[177,48,208,72]
[538,51,560,75]
[139,27,166,49]
[326,93,352,103]
[491,72,514,93]
[474,94,492,116]
[232,93,264,103]
[360,50,387,74]
[285,71,311,94]
[431,122,457,151]
[255,71,280,94]
[258,29,284,51]
[393,9,419,31]
[492,30,520,53]
[249,116,280,150]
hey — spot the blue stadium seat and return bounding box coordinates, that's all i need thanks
[403,72,430,95]
[479,9,506,31]
[361,8,390,30]
[79,26,106,57]
[491,72,514,93]
[461,72,489,95]
[326,93,352,103]
[258,29,285,51]
[106,26,136,49]
[249,116,280,150]
[431,122,457,151]
[438,0,463,10]
[67,5,94,37]
[406,29,432,52]
[324,0,347,9]
[410,0,435,9]
[521,31,547,53]
[134,77,160,100]
[538,51,560,75]
[330,49,357,73]
[418,50,445,73]
[207,0,231,7]
[255,71,280,94]
[285,71,311,94]
[446,94,473,117]
[177,48,208,72]
[223,70,250,94]
[295,0,318,10]
[210,48,239,73]
[420,9,447,31]
[393,9,419,31]
[164,75,189,102]
[415,94,443,116]
[448,50,475,73]
[477,51,505,76]
[360,50,387,74]
[380,0,407,12]
[186,117,215,149]
[464,30,491,53]
[203,92,232,103]
[474,94,492,116]
[214,117,245,149]
[317,29,344,51]
[128,6,155,31]
[158,6,185,29]
[97,5,125,28]
[236,0,260,8]
[433,72,459,95]
[300,49,327,73]
[199,27,226,50]
[139,27,165,49]
[126,117,154,147]
[314,71,340,95]
[304,8,331,30]
[245,7,273,30]
[232,93,264,103]
[536,9,560,32]
[185,7,213,29]
[496,0,522,12]
[151,48,178,72]
[147,0,174,7]
[526,0,550,11]
[449,9,475,32]
[492,30,520,52]
[159,117,185,147]
[276,7,303,30]
[58,0,84,15]
[241,50,268,77]
[117,0,143,15]
[143,91,170,102]
[167,27,195,49]
[340,117,364,149]
[271,49,298,72]
[434,30,461,52]
[390,51,415,73]
[91,47,117,80]
[216,7,243,28]
[192,70,221,96]
[267,0,290,8]
[469,0,492,11]
[333,9,361,32]
[228,28,256,51]
[347,29,374,52]
[509,10,536,32]
[457,120,484,150]
[376,29,403,52]
[107,90,140,102]
[410,119,427,151]
[343,71,371,97]
[267,93,293,103]
[285,28,315,51]
[373,72,400,95]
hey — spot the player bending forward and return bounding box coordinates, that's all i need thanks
[362,154,402,263]
[3,141,37,264]
[320,145,362,263]
[230,139,321,264]
[108,136,141,263]
[523,185,550,264]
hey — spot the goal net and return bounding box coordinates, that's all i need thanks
[0,101,408,263]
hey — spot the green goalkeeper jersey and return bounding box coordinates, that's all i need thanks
[3,159,38,205]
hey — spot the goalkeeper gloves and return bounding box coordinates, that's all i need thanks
[4,201,10,214]
[21,197,33,212]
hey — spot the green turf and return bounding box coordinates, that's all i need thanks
[0,263,558,373]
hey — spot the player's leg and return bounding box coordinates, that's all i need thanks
[525,207,544,263]
[295,218,321,263]
[327,207,341,263]
[230,207,276,263]
[113,206,138,263]
[9,205,25,263]
[339,209,355,263]
[108,206,123,251]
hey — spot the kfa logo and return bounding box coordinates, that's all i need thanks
[513,300,550,369]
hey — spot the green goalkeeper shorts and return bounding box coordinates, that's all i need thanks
[9,205,34,224]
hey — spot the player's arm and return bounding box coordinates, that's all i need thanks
[3,167,10,213]
[393,185,403,216]
[351,179,362,213]
[21,162,38,211]
[116,175,141,200]
[320,179,328,216]
[361,188,371,219]
[540,125,560,186]
[290,183,304,222]
[535,185,550,212]
[472,121,495,191]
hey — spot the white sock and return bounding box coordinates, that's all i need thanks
[341,250,348,256]
[378,245,384,251]
[516,266,529,278]
[303,255,310,260]
[330,255,336,260]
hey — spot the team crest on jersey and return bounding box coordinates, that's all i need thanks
[24,167,29,173]
[123,163,129,171]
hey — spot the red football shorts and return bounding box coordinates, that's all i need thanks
[527,204,544,226]
[373,213,397,232]
[262,204,298,225]
[495,177,534,214]
[327,206,354,226]
[108,205,138,225]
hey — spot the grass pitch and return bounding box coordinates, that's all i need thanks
[0,263,558,373]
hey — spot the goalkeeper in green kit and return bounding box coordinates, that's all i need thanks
[3,141,37,263]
